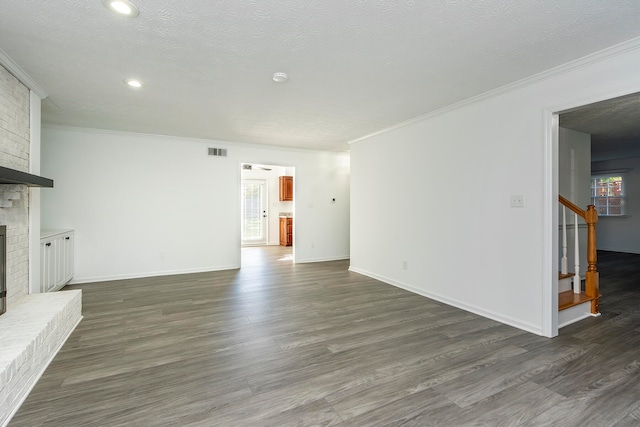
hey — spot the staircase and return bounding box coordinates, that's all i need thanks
[558,195,600,327]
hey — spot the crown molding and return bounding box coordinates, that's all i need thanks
[0,48,48,99]
[41,124,351,155]
[349,36,640,146]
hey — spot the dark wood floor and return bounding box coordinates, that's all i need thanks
[10,248,640,426]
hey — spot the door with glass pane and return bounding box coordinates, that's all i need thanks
[241,180,267,245]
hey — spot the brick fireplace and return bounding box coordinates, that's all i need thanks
[0,62,82,426]
[0,65,31,307]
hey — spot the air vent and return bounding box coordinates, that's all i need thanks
[208,147,227,157]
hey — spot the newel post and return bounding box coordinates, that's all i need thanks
[585,205,599,314]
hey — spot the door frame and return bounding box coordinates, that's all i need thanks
[543,89,639,337]
[238,162,296,264]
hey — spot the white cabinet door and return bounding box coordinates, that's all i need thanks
[40,238,57,292]
[61,233,74,284]
[54,237,65,287]
[40,230,74,292]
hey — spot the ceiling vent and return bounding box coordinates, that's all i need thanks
[208,147,227,157]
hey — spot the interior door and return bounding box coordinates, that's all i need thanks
[241,179,267,245]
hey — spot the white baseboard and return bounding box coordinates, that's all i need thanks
[70,264,240,284]
[296,255,350,264]
[348,266,544,336]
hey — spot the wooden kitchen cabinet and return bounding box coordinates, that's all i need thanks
[279,217,292,246]
[279,176,293,201]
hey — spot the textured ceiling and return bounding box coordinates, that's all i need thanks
[1,0,640,151]
[560,92,640,161]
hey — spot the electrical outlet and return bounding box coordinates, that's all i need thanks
[510,195,525,208]
[402,261,408,270]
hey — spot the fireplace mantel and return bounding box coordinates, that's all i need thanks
[0,166,53,187]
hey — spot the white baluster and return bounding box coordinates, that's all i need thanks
[561,206,568,275]
[573,213,580,294]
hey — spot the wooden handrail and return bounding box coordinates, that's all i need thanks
[558,195,599,315]
[559,195,585,218]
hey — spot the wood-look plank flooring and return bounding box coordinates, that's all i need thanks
[9,248,640,426]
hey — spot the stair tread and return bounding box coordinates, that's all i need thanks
[559,290,594,310]
[559,272,575,280]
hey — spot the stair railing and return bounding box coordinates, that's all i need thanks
[559,195,600,314]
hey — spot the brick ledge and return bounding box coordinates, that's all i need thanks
[0,290,82,427]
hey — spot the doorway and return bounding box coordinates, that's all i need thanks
[547,91,640,336]
[240,163,295,264]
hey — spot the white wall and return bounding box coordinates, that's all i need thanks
[350,40,640,336]
[29,91,42,294]
[558,127,591,276]
[559,127,591,207]
[41,127,350,283]
[592,155,640,254]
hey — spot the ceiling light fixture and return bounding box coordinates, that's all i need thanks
[124,78,144,88]
[272,72,289,83]
[103,0,139,17]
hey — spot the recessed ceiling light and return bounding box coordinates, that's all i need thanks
[103,0,139,17]
[124,79,144,88]
[272,72,289,83]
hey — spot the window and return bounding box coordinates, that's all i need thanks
[591,174,626,216]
